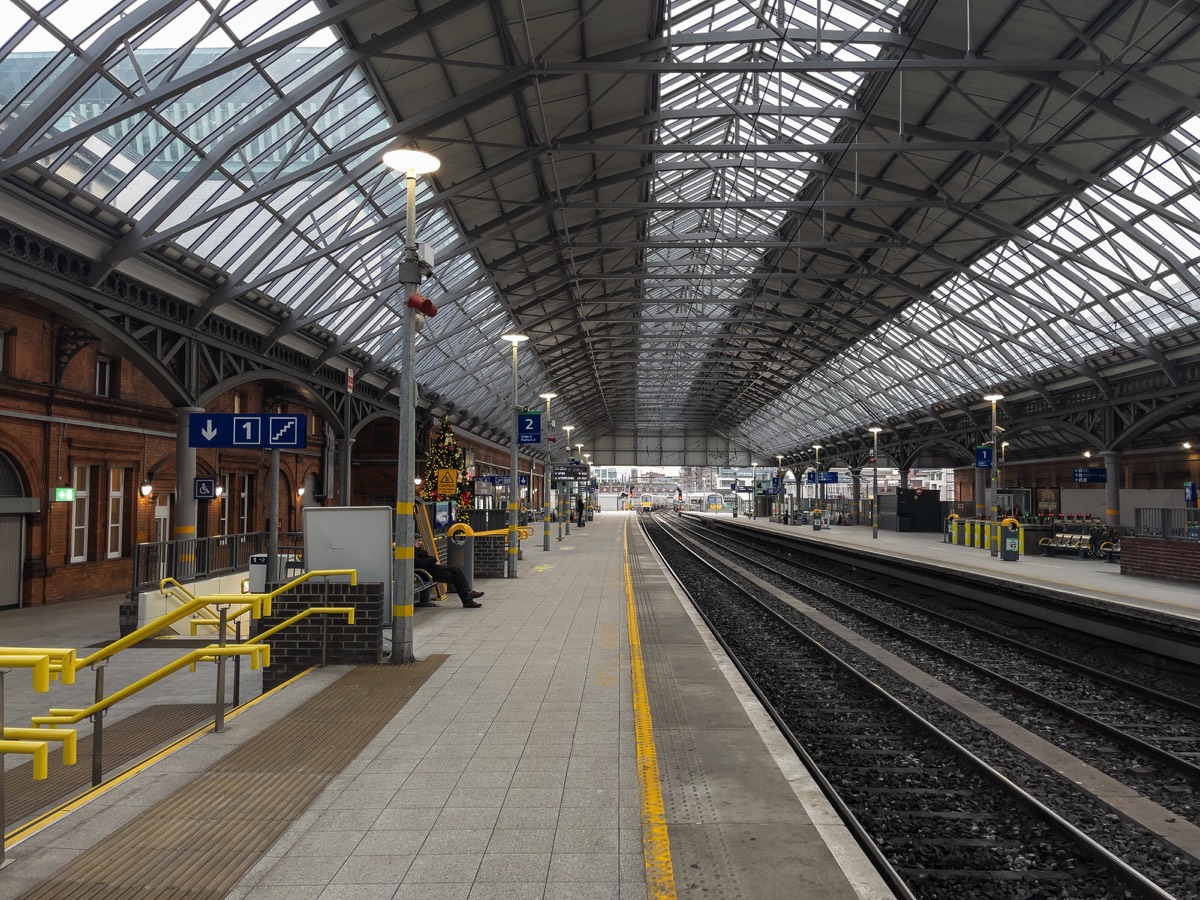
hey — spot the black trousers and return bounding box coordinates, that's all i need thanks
[423,562,472,600]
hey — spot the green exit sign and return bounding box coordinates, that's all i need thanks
[54,487,76,502]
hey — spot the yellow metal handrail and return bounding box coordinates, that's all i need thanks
[4,569,358,816]
[0,660,77,790]
[31,645,270,727]
[244,607,356,645]
[0,648,78,685]
[0,652,53,692]
[74,594,259,671]
[0,739,49,780]
[159,567,359,618]
[66,568,360,670]
[4,727,77,765]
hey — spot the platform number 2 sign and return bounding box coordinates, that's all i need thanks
[517,412,541,444]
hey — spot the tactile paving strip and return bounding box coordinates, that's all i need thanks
[4,704,214,828]
[14,659,445,900]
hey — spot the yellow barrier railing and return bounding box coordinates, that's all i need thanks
[4,727,77,765]
[244,607,356,645]
[87,567,359,666]
[31,645,270,727]
[0,651,53,692]
[0,739,49,781]
[1,658,79,865]
[0,648,79,686]
[448,522,533,541]
[3,569,359,827]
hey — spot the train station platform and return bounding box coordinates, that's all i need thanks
[1,511,892,900]
[700,512,1200,655]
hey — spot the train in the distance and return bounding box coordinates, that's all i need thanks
[683,491,726,512]
[639,492,672,512]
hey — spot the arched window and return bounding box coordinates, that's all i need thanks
[0,451,24,497]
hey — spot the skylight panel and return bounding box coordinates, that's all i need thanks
[36,0,118,49]
[1141,215,1200,257]
[648,0,895,433]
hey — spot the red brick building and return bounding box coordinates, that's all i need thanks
[0,295,545,609]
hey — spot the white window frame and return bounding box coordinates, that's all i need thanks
[70,465,90,563]
[106,467,125,559]
[95,357,113,397]
[239,474,253,533]
[221,473,232,535]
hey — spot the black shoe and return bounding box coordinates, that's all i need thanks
[461,599,482,608]
[466,590,485,599]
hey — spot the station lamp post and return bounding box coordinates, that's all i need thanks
[812,444,823,507]
[776,455,783,521]
[539,392,557,551]
[868,426,882,539]
[381,146,440,664]
[984,393,1004,556]
[502,333,529,577]
[562,425,574,536]
[575,443,585,527]
[1000,440,1009,515]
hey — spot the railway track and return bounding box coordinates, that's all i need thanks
[643,513,1198,899]
[677,516,1200,826]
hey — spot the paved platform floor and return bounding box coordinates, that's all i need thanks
[1,511,891,899]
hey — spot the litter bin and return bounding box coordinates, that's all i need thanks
[248,553,268,593]
[447,531,475,587]
[812,510,823,532]
[1001,523,1020,561]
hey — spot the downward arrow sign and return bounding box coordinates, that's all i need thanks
[202,419,218,440]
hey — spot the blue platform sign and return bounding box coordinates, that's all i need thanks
[188,413,307,449]
[1185,482,1197,507]
[517,412,541,445]
[817,472,838,484]
[805,472,815,484]
[474,474,529,486]
[1073,467,1107,483]
[193,477,216,500]
[975,446,993,468]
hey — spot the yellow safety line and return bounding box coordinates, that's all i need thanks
[4,666,319,849]
[623,519,677,898]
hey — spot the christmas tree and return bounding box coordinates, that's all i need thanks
[422,415,473,521]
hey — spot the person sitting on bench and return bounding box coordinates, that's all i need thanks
[415,537,484,608]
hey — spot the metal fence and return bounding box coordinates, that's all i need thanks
[1134,508,1200,542]
[130,532,305,593]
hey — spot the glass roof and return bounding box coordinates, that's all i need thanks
[644,0,896,431]
[742,109,1200,450]
[2,0,1199,458]
[0,0,554,426]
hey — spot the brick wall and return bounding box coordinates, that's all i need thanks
[1121,537,1200,584]
[471,535,508,578]
[254,581,383,690]
[0,294,329,607]
[1,294,550,608]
